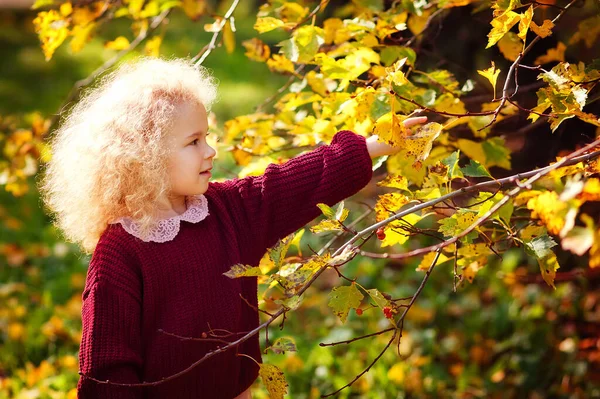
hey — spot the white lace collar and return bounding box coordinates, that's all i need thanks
[109,194,209,243]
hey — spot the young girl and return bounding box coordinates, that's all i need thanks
[38,57,426,398]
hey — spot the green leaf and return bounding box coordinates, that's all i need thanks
[335,201,349,222]
[524,234,557,259]
[328,283,364,323]
[269,234,295,268]
[223,264,263,279]
[461,159,493,178]
[482,137,512,169]
[380,46,416,66]
[317,203,335,219]
[281,25,324,63]
[438,217,458,237]
[32,0,54,9]
[267,337,297,354]
[274,294,303,311]
[366,288,391,310]
[441,151,464,180]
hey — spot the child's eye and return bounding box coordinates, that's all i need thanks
[190,139,199,146]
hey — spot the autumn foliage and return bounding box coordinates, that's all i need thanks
[1,0,600,397]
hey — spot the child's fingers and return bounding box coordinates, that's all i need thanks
[402,116,428,128]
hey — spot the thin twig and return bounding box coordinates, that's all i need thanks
[192,0,240,66]
[482,0,578,130]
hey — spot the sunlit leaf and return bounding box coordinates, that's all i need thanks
[266,337,297,354]
[259,363,288,399]
[537,253,560,289]
[477,61,501,97]
[328,283,364,323]
[517,5,533,40]
[242,38,270,62]
[534,42,566,65]
[498,32,522,61]
[461,159,492,178]
[223,264,263,278]
[255,16,286,33]
[105,36,130,50]
[144,35,161,57]
[486,11,520,48]
[530,19,554,38]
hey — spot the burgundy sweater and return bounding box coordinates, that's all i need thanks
[77,130,373,398]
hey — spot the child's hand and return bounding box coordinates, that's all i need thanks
[366,116,428,158]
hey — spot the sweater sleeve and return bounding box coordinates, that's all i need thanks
[213,130,373,261]
[77,239,144,398]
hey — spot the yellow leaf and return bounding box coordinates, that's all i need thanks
[526,191,569,235]
[238,157,274,178]
[534,42,566,65]
[376,174,409,190]
[278,2,309,23]
[182,0,205,20]
[530,19,554,38]
[72,6,97,26]
[569,16,600,48]
[400,122,443,164]
[374,112,409,147]
[105,36,130,50]
[408,8,433,36]
[259,363,288,399]
[33,10,70,61]
[267,54,295,74]
[380,214,423,247]
[463,260,484,283]
[487,11,520,48]
[144,35,161,57]
[388,363,406,385]
[580,178,600,202]
[70,22,95,53]
[435,94,467,114]
[416,251,449,271]
[59,2,72,16]
[572,110,600,127]
[254,16,285,33]
[477,61,501,97]
[323,17,352,45]
[242,38,270,62]
[310,219,343,234]
[223,20,235,54]
[517,5,533,40]
[375,192,409,222]
[538,253,560,289]
[498,32,522,62]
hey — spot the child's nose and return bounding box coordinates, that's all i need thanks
[206,144,217,159]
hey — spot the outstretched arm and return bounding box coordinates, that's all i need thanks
[212,117,428,263]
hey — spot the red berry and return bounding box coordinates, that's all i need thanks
[376,227,386,240]
[383,306,393,319]
[355,308,363,316]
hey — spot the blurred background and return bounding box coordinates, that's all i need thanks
[0,0,599,398]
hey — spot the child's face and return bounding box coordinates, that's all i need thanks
[165,101,216,198]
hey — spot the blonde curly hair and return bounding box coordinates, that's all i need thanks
[38,56,219,254]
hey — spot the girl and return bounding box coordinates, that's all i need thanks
[38,57,426,398]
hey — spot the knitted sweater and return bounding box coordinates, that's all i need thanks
[77,130,373,399]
